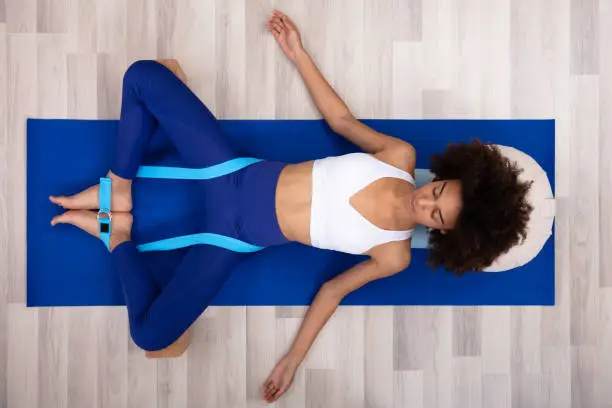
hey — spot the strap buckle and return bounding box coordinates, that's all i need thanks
[97,208,113,221]
[98,177,113,251]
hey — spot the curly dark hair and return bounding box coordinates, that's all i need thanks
[426,139,533,275]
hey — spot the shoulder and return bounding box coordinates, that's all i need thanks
[367,239,413,275]
[373,140,416,175]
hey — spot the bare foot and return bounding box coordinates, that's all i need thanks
[51,210,133,252]
[157,59,187,84]
[49,171,132,212]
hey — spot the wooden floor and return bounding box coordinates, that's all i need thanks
[0,0,610,407]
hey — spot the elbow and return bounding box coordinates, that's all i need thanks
[319,281,345,302]
[327,112,355,134]
[374,256,411,276]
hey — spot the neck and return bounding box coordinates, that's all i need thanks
[392,181,417,229]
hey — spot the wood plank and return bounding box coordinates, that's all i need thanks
[7,303,39,408]
[7,33,37,303]
[38,308,68,408]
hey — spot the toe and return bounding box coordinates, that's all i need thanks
[49,195,64,206]
[51,212,71,226]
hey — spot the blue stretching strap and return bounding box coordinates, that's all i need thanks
[132,159,435,253]
[98,177,112,252]
[136,157,264,180]
[133,158,265,253]
[132,159,436,253]
[136,233,264,253]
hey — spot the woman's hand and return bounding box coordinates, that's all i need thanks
[266,10,303,62]
[262,354,299,403]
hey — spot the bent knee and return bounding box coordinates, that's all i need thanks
[129,326,176,352]
[123,60,161,86]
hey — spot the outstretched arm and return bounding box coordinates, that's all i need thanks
[263,241,411,403]
[267,10,414,156]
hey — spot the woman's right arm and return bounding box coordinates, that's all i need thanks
[267,11,349,126]
[267,10,414,157]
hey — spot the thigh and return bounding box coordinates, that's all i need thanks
[145,125,240,169]
[139,245,249,348]
[117,241,250,351]
[141,248,189,289]
[124,60,240,168]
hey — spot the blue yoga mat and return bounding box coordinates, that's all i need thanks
[27,118,555,306]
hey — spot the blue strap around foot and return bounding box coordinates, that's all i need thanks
[98,177,112,252]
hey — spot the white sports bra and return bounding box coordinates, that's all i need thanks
[310,152,415,255]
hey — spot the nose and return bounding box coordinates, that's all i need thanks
[415,196,435,210]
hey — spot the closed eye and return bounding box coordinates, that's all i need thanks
[438,182,447,198]
[435,182,447,224]
[431,209,444,225]
[431,189,439,222]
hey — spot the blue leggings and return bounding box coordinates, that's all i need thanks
[111,60,289,351]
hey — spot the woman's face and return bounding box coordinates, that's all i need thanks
[409,180,462,231]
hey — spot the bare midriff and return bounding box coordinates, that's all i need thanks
[274,161,315,246]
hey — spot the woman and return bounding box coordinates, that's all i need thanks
[49,10,532,402]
